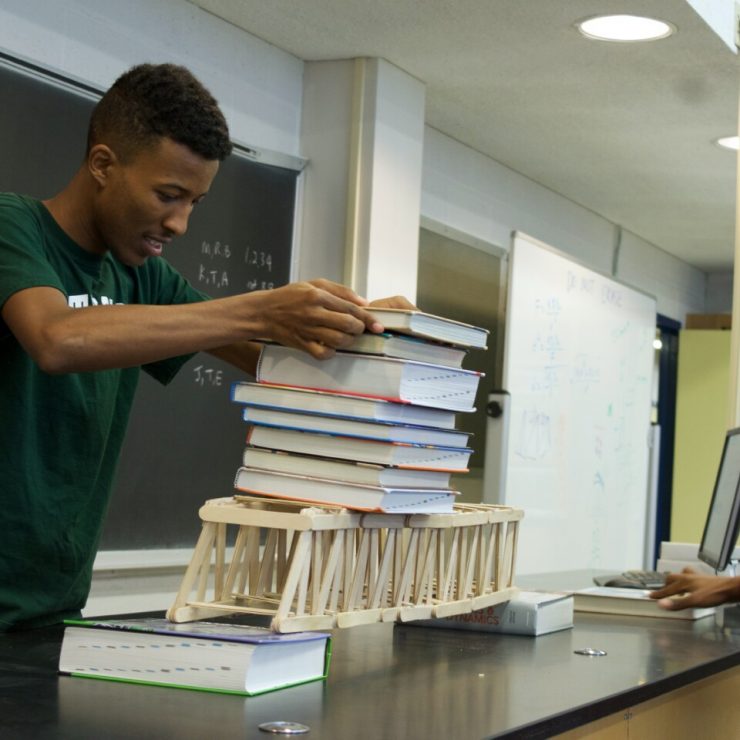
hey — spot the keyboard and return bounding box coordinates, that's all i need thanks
[593,570,668,590]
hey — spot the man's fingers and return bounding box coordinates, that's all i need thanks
[307,279,369,307]
[658,596,690,611]
[313,292,383,334]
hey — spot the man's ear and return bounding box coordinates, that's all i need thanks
[88,144,118,187]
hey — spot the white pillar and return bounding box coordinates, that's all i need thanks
[299,58,426,303]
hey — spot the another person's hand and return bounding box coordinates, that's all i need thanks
[648,567,740,610]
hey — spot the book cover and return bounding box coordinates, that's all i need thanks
[234,466,458,513]
[242,447,453,489]
[343,332,468,366]
[230,382,459,429]
[256,345,482,412]
[241,405,470,448]
[246,425,473,471]
[59,619,331,696]
[367,308,489,349]
[573,587,717,620]
[410,591,574,636]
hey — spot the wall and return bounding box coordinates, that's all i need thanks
[671,329,731,542]
[0,0,304,157]
[706,272,734,313]
[421,128,707,323]
[1,0,713,612]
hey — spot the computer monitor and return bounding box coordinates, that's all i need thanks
[698,427,740,573]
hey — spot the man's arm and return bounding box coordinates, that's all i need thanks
[203,295,420,376]
[2,278,385,374]
[649,567,740,610]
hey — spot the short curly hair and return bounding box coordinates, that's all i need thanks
[87,63,232,162]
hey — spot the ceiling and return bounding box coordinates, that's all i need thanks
[191,0,740,273]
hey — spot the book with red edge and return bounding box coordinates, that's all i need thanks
[241,446,453,489]
[255,344,482,412]
[234,466,457,513]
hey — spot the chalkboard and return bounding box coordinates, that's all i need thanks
[500,232,656,574]
[0,56,299,549]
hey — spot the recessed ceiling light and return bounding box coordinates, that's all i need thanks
[577,14,675,42]
[715,135,739,151]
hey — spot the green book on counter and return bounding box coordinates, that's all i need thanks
[59,618,331,696]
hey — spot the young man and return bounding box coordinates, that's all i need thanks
[0,63,408,630]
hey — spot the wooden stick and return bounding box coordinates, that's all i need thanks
[213,522,226,600]
[255,528,278,597]
[368,528,395,609]
[274,530,312,622]
[347,530,370,610]
[167,521,216,620]
[316,530,343,613]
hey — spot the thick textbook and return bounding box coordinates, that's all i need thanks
[59,618,331,696]
[234,466,457,513]
[256,345,482,412]
[412,591,574,636]
[343,332,467,366]
[573,587,716,620]
[241,405,470,448]
[368,308,489,349]
[246,425,472,471]
[242,447,452,489]
[230,382,458,429]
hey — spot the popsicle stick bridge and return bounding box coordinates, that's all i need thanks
[167,497,524,633]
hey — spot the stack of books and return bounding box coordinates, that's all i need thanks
[230,308,489,514]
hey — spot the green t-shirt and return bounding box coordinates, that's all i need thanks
[0,194,206,630]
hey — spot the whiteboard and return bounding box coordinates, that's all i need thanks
[501,232,656,574]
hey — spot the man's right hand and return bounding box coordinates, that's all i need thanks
[248,279,385,359]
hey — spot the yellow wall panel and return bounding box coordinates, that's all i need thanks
[671,330,730,542]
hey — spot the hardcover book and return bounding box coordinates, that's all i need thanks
[234,466,458,513]
[343,332,467,366]
[246,425,472,471]
[241,405,470,448]
[255,345,482,412]
[366,308,489,349]
[230,382,459,429]
[411,591,574,636]
[59,619,331,696]
[242,447,453,489]
[573,587,716,620]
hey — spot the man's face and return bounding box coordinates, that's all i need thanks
[92,137,219,267]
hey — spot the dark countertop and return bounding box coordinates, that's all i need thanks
[2,570,740,740]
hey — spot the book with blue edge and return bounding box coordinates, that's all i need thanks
[59,618,331,696]
[230,382,460,430]
[245,425,472,471]
[241,405,470,448]
[342,331,468,366]
[365,307,489,349]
